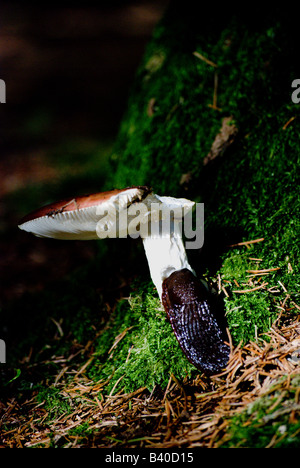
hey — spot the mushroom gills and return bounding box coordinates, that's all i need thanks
[18,186,151,240]
[162,268,230,375]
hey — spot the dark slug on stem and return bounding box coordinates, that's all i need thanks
[162,268,230,375]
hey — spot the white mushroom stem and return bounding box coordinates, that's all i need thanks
[142,233,194,300]
[140,194,195,300]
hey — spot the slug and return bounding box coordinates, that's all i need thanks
[162,268,230,375]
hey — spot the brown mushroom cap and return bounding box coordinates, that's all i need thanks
[18,186,152,240]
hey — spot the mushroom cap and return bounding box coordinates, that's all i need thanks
[18,186,152,240]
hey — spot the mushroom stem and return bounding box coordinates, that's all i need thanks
[142,233,194,300]
[136,193,195,300]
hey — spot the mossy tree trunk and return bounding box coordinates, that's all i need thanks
[107,2,299,346]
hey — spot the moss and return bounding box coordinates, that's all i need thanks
[68,422,93,438]
[35,386,73,421]
[220,375,300,448]
[108,7,299,194]
[87,280,195,393]
[103,4,300,354]
[221,253,250,281]
[225,293,274,344]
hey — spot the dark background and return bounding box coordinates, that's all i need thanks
[1,1,169,147]
[0,1,169,307]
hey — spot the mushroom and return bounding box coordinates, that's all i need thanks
[18,185,230,374]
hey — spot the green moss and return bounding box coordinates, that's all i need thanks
[220,375,300,448]
[35,386,73,421]
[221,253,249,281]
[68,422,93,438]
[87,281,195,393]
[225,293,274,344]
[219,250,295,344]
[108,8,299,195]
[103,5,300,353]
